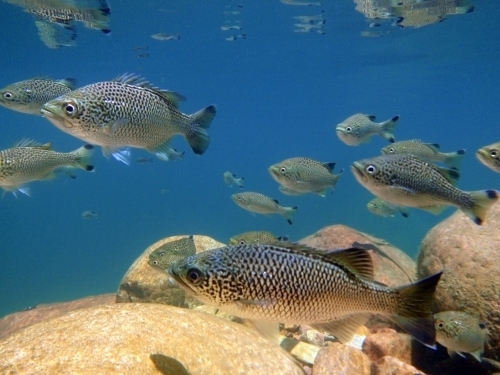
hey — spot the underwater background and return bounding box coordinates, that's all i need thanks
[0,0,498,318]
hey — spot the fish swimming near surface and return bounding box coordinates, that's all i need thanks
[367,197,410,218]
[40,74,216,164]
[434,311,487,362]
[381,139,466,169]
[228,231,287,246]
[168,242,442,347]
[268,157,343,197]
[0,77,77,115]
[81,210,99,220]
[351,154,499,225]
[0,139,94,197]
[476,141,500,173]
[231,192,298,224]
[223,171,244,188]
[336,113,399,146]
[148,235,197,272]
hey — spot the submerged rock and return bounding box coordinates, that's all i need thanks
[312,342,371,375]
[417,201,500,358]
[362,329,412,363]
[371,355,427,375]
[0,303,303,375]
[116,235,225,307]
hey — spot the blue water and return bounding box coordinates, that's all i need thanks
[0,0,498,318]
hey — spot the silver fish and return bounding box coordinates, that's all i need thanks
[476,141,500,173]
[151,33,180,41]
[351,154,499,225]
[367,197,410,218]
[434,311,487,362]
[169,242,442,347]
[223,171,244,188]
[0,77,76,115]
[231,192,297,224]
[228,231,286,246]
[336,113,399,146]
[82,210,99,220]
[40,74,216,164]
[0,139,94,197]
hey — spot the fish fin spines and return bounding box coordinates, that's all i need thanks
[59,78,77,89]
[322,247,374,281]
[464,189,499,225]
[185,105,216,155]
[391,271,443,348]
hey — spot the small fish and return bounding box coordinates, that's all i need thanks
[351,154,499,225]
[168,242,442,347]
[161,188,169,195]
[41,74,216,164]
[151,33,180,41]
[231,192,297,224]
[223,10,241,15]
[293,12,325,23]
[268,157,343,197]
[228,231,287,245]
[221,25,243,31]
[0,77,76,115]
[293,20,326,30]
[148,235,196,272]
[367,197,410,218]
[150,354,190,375]
[163,148,185,162]
[476,142,500,173]
[132,45,149,51]
[135,157,153,164]
[223,171,244,188]
[281,0,322,5]
[336,114,400,146]
[381,140,466,169]
[136,53,150,58]
[0,139,94,197]
[360,30,390,37]
[225,34,246,41]
[434,311,487,362]
[82,210,99,220]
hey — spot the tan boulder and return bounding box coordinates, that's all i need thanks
[417,201,500,358]
[116,235,225,307]
[312,342,371,375]
[362,329,412,363]
[0,303,303,375]
[371,356,427,375]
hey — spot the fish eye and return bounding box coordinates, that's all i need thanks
[389,147,395,153]
[365,164,378,174]
[186,267,203,285]
[280,167,286,173]
[239,240,245,245]
[2,92,13,100]
[63,102,77,116]
[159,251,165,257]
[152,260,158,265]
[479,322,486,329]
[491,150,498,158]
[346,126,352,133]
[436,320,444,329]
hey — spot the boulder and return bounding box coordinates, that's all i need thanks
[116,235,225,307]
[371,356,427,375]
[312,342,371,375]
[0,303,303,375]
[417,201,500,358]
[362,329,412,363]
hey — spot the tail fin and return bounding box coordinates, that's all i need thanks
[186,105,216,155]
[282,206,298,225]
[391,271,443,348]
[72,144,95,171]
[443,149,466,169]
[463,189,499,225]
[380,115,399,143]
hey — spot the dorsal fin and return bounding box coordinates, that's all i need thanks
[272,199,279,204]
[114,73,186,108]
[13,138,51,149]
[321,162,336,172]
[434,165,460,185]
[367,115,376,121]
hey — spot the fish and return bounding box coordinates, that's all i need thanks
[434,311,487,362]
[381,139,466,169]
[268,157,343,197]
[148,235,196,272]
[163,148,185,162]
[168,242,443,347]
[225,34,246,41]
[151,33,180,41]
[150,354,190,375]
[0,139,94,197]
[281,0,322,6]
[81,210,99,220]
[40,74,216,164]
[0,77,77,115]
[476,142,500,173]
[221,25,243,31]
[223,171,244,188]
[293,12,325,23]
[367,197,410,218]
[135,157,153,164]
[336,113,400,146]
[351,154,499,225]
[231,192,298,224]
[228,231,287,245]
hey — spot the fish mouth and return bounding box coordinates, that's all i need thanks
[40,108,74,129]
[167,265,199,296]
[475,149,488,159]
[350,162,367,182]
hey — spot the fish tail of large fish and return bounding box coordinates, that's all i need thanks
[185,105,216,155]
[462,189,499,225]
[71,144,95,171]
[390,271,442,348]
[281,206,298,225]
[443,149,466,169]
[379,115,399,143]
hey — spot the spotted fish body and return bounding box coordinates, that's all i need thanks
[476,141,500,173]
[336,113,399,146]
[0,77,76,115]
[0,139,94,196]
[228,231,284,246]
[434,311,486,362]
[231,192,298,224]
[169,243,442,347]
[381,139,466,169]
[268,157,342,197]
[351,154,499,225]
[148,236,197,272]
[41,74,216,164]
